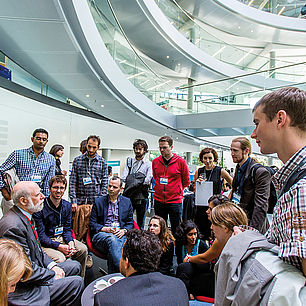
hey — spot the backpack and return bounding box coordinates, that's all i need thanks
[250,164,278,214]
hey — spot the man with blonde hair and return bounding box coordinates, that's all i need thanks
[230,137,271,233]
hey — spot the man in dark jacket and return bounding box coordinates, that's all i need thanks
[152,136,190,234]
[33,175,88,277]
[231,137,271,233]
[0,181,83,306]
[94,229,188,306]
[89,176,133,273]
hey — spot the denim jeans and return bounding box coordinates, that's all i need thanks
[131,198,149,229]
[92,231,126,273]
[154,200,182,234]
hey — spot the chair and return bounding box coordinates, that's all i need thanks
[194,296,214,304]
[86,221,139,259]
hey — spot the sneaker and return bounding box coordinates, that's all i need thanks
[86,254,93,268]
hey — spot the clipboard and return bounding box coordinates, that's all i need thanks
[195,181,213,206]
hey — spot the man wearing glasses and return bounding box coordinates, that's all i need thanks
[0,128,55,214]
[33,175,88,278]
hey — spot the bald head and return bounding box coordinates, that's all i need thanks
[12,181,45,214]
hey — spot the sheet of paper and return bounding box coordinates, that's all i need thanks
[195,181,213,206]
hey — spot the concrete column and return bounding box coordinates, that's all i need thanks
[187,78,194,112]
[186,152,192,165]
[269,51,276,79]
[102,148,111,161]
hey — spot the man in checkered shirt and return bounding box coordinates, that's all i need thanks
[0,128,55,213]
[251,87,306,276]
[69,135,108,211]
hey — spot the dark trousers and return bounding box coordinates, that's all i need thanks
[154,200,182,234]
[131,198,148,229]
[176,262,215,297]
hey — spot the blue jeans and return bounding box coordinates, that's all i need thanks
[154,200,182,234]
[92,232,126,273]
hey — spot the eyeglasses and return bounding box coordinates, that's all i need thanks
[51,186,65,191]
[34,137,48,141]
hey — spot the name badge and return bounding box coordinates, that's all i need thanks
[31,175,42,183]
[83,177,92,185]
[111,221,120,229]
[160,177,168,185]
[54,226,63,236]
[232,192,241,204]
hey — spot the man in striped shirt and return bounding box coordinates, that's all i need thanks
[251,87,306,276]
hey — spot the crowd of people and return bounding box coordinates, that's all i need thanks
[0,86,305,305]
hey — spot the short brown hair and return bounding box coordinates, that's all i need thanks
[253,87,306,131]
[158,136,173,146]
[232,137,252,155]
[211,202,248,231]
[199,147,218,163]
[49,175,67,188]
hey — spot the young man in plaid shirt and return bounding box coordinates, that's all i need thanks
[251,87,306,276]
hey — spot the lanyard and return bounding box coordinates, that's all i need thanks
[24,215,39,244]
[203,167,214,181]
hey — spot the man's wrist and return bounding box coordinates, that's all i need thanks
[122,228,127,234]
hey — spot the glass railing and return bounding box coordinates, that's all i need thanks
[89,0,305,115]
[88,0,177,106]
[155,0,306,83]
[0,51,88,110]
[238,0,306,18]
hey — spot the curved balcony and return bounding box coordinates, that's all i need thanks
[156,0,306,83]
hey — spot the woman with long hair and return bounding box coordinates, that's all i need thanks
[175,220,208,265]
[49,144,67,176]
[0,239,33,306]
[148,215,175,275]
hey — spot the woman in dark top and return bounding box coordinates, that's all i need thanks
[177,196,229,300]
[174,220,208,265]
[49,144,67,176]
[193,147,232,239]
[148,215,175,276]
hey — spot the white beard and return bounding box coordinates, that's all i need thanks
[27,197,44,213]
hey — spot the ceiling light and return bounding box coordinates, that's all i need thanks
[85,94,90,98]
[212,46,226,58]
[101,104,104,108]
[166,56,170,59]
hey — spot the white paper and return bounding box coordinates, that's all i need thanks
[195,181,213,206]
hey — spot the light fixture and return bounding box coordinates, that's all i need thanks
[212,46,226,58]
[166,56,170,59]
[85,94,90,98]
[100,104,104,108]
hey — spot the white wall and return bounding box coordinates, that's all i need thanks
[0,87,199,170]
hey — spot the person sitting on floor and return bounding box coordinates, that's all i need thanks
[33,175,88,278]
[148,215,175,275]
[89,176,133,273]
[94,229,189,306]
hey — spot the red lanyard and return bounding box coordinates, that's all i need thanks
[24,215,39,244]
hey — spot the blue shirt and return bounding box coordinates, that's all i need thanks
[236,157,251,195]
[0,147,55,196]
[69,152,108,204]
[104,198,119,227]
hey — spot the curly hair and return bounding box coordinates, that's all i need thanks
[122,229,162,273]
[174,220,199,246]
[133,139,148,153]
[199,147,218,163]
[149,216,175,252]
